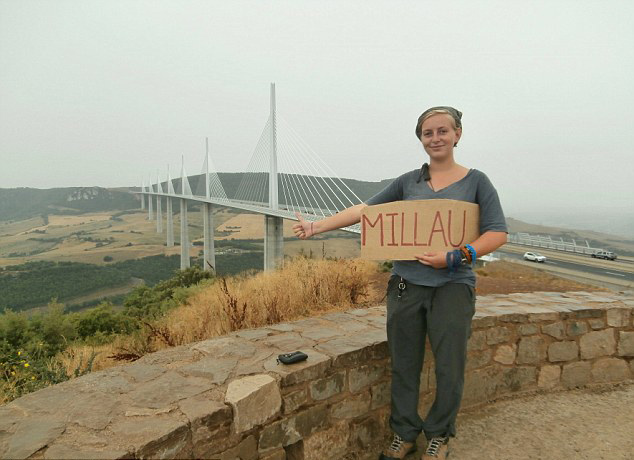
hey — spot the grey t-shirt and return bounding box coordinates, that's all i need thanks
[364,168,508,287]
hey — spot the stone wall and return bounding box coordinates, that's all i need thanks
[1,291,633,459]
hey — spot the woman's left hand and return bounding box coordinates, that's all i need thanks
[414,251,448,269]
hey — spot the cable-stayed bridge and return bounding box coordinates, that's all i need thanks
[137,84,362,272]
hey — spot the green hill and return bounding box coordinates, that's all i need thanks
[0,187,139,222]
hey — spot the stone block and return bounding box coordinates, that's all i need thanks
[541,322,565,340]
[580,329,616,360]
[303,422,349,460]
[348,363,385,393]
[263,350,331,387]
[225,374,282,433]
[178,395,232,455]
[109,416,192,459]
[309,371,345,401]
[618,331,634,357]
[331,391,371,419]
[260,448,286,460]
[500,366,537,392]
[283,388,308,414]
[574,309,604,319]
[528,312,561,323]
[538,365,561,389]
[519,324,539,336]
[258,405,328,452]
[588,318,605,330]
[1,418,66,460]
[548,341,579,362]
[371,380,391,410]
[178,356,237,385]
[467,330,487,351]
[561,361,591,389]
[567,321,588,337]
[314,334,380,368]
[462,366,501,407]
[349,415,385,451]
[217,435,258,460]
[493,345,516,365]
[498,313,529,323]
[591,358,632,383]
[467,349,493,370]
[127,371,215,410]
[517,336,546,365]
[607,308,631,327]
[486,327,512,345]
[473,316,497,328]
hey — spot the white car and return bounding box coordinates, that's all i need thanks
[524,252,546,263]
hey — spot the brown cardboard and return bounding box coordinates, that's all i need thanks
[360,199,480,260]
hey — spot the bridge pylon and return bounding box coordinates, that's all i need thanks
[179,157,190,269]
[264,82,284,271]
[166,166,174,247]
[202,137,216,273]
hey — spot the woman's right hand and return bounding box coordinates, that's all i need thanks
[292,212,315,239]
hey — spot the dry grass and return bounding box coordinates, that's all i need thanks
[57,256,379,374]
[152,256,377,348]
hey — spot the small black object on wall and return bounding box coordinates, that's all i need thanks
[277,351,308,365]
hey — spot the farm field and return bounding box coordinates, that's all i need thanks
[0,207,242,267]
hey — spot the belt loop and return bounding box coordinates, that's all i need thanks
[397,276,406,298]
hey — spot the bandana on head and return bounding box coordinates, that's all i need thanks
[415,106,463,139]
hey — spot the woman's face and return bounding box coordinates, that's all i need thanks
[419,113,462,160]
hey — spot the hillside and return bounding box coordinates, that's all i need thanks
[0,187,139,222]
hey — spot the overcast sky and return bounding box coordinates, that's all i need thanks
[1,0,633,220]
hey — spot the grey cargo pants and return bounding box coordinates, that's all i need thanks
[386,274,476,442]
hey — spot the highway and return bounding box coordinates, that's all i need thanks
[496,243,634,284]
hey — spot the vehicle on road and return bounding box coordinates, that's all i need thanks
[591,250,617,260]
[523,252,546,263]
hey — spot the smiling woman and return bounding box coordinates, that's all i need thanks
[292,106,508,459]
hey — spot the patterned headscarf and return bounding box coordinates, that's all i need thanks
[415,106,462,139]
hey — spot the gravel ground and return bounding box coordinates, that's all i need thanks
[437,382,634,460]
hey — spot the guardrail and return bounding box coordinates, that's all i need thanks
[508,232,603,255]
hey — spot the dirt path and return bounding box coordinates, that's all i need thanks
[444,382,634,460]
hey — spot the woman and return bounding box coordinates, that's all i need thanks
[292,106,508,460]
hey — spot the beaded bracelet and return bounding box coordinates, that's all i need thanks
[465,244,477,265]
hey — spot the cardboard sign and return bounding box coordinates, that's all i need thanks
[360,199,480,260]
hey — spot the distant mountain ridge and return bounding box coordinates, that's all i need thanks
[0,187,139,222]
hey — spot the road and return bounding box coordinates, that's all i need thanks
[495,244,634,284]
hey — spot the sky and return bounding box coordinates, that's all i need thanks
[1,0,633,228]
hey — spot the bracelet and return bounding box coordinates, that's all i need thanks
[465,244,477,265]
[459,246,471,264]
[446,249,464,274]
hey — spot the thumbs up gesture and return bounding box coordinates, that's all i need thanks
[293,212,315,239]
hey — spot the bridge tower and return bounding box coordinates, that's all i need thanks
[202,137,216,272]
[147,175,154,220]
[155,171,163,234]
[264,82,284,271]
[165,166,174,247]
[141,180,146,210]
[179,157,190,270]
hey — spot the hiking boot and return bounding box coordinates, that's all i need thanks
[379,433,417,459]
[421,435,449,459]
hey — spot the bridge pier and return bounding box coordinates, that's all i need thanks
[180,198,190,269]
[156,196,162,233]
[148,193,154,220]
[166,198,174,247]
[141,192,145,210]
[203,202,215,272]
[264,215,284,270]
